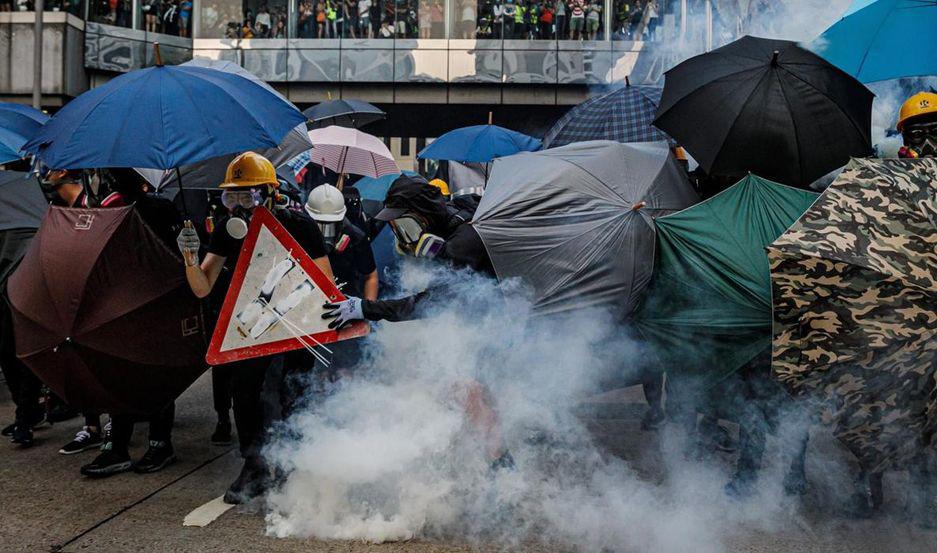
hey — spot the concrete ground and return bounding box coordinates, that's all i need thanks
[1,371,934,553]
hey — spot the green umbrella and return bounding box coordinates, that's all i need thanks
[633,174,818,386]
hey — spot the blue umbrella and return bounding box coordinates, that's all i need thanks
[0,103,49,164]
[22,64,307,170]
[542,83,671,148]
[813,0,937,83]
[417,125,542,164]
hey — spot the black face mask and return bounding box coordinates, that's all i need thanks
[904,120,937,158]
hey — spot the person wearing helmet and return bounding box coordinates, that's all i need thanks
[176,152,335,505]
[897,92,937,159]
[298,184,378,391]
[305,184,379,303]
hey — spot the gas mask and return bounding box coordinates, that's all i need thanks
[316,219,351,254]
[901,120,937,158]
[221,189,261,239]
[390,213,445,259]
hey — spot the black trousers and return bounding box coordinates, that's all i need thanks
[0,296,42,425]
[110,402,175,452]
[227,356,273,460]
[212,364,233,417]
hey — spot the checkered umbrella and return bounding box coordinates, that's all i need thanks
[542,84,672,149]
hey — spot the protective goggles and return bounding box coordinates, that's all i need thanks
[904,121,937,143]
[221,189,261,210]
[389,215,426,246]
[316,220,343,240]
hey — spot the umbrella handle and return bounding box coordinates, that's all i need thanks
[175,167,189,219]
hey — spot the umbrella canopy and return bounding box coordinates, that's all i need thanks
[472,141,699,316]
[0,171,47,285]
[633,174,818,385]
[654,36,874,189]
[0,103,49,164]
[7,206,207,414]
[303,99,386,129]
[418,125,542,164]
[0,171,47,232]
[542,85,671,148]
[813,0,937,83]
[22,64,306,170]
[769,158,937,473]
[139,124,312,191]
[303,126,399,179]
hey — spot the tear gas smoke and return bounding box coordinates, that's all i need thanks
[263,263,874,552]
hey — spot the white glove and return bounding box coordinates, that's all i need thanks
[176,225,200,263]
[322,296,364,330]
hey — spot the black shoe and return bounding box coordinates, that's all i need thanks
[1,422,14,437]
[5,411,46,438]
[211,420,232,446]
[223,461,268,505]
[80,444,132,477]
[10,425,33,447]
[59,427,104,455]
[133,441,176,473]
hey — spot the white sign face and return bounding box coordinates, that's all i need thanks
[218,225,333,353]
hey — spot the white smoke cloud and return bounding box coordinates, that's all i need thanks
[262,263,858,552]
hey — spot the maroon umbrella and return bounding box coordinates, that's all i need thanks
[7,205,207,415]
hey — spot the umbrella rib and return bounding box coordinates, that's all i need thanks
[706,67,776,174]
[773,70,805,187]
[853,6,896,80]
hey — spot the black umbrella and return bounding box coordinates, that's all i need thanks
[303,99,386,129]
[0,171,47,285]
[654,36,874,188]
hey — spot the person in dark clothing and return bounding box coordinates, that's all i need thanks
[176,153,334,504]
[0,228,43,447]
[321,175,512,468]
[323,175,491,325]
[291,184,379,412]
[75,169,183,476]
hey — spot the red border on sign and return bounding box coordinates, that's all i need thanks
[205,207,369,365]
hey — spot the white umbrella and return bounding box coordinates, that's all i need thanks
[306,126,399,188]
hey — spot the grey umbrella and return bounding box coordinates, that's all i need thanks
[472,141,699,316]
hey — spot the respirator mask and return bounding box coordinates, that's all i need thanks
[316,219,351,254]
[902,120,937,158]
[390,213,445,259]
[221,189,261,239]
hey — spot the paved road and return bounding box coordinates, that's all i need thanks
[0,372,934,552]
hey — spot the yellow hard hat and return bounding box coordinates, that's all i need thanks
[429,178,450,196]
[219,152,278,188]
[897,92,937,132]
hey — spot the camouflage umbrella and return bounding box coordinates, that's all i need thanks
[769,158,937,473]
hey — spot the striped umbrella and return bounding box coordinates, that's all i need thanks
[305,126,399,187]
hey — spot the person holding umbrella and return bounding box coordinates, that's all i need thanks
[176,152,335,504]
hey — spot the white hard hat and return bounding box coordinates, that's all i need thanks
[304,184,347,223]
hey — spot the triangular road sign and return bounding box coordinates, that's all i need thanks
[206,207,368,365]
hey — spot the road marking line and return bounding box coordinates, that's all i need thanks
[183,495,235,527]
